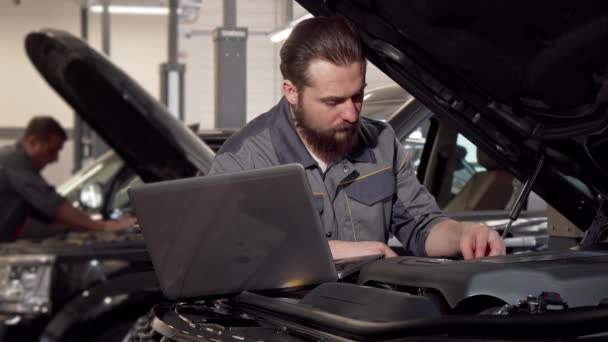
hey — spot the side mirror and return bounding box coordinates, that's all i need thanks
[79,182,104,210]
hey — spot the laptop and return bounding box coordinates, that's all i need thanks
[129,163,342,300]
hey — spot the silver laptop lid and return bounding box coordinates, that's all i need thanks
[129,163,337,299]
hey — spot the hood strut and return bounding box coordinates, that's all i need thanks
[580,199,608,247]
[502,155,545,238]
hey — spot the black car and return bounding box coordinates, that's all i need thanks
[124,1,608,341]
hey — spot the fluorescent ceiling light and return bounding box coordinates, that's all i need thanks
[90,5,172,15]
[269,13,313,43]
[270,28,292,43]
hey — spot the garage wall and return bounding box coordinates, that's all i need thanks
[179,0,222,126]
[0,1,167,127]
[239,0,284,122]
[182,0,394,129]
[180,0,281,127]
[0,0,79,128]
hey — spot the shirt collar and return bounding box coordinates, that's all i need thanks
[269,97,317,168]
[12,142,37,171]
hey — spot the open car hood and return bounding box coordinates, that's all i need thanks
[297,0,608,232]
[25,29,215,182]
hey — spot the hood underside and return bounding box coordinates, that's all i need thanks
[297,0,608,231]
[26,30,215,182]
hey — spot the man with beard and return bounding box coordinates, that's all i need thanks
[210,16,505,260]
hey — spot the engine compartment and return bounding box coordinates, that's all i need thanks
[358,250,608,312]
[130,250,608,341]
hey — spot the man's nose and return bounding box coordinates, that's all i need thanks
[340,99,359,123]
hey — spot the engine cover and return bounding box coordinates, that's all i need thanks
[357,250,608,309]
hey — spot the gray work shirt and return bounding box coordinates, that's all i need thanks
[0,143,65,241]
[210,98,447,256]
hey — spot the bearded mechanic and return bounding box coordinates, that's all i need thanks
[209,16,505,260]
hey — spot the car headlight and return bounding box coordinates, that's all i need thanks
[0,254,55,316]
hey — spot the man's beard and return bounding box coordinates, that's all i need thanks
[292,104,360,163]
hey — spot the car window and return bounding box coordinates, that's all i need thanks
[57,152,125,207]
[451,134,486,195]
[360,87,412,122]
[108,175,143,218]
[439,132,514,211]
[361,100,408,121]
[399,119,430,173]
[402,117,519,212]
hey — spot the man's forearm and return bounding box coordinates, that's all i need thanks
[424,219,464,257]
[328,240,398,260]
[54,202,105,231]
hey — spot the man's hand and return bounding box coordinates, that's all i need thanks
[426,219,505,259]
[328,240,397,260]
[459,222,505,259]
[56,201,138,232]
[101,216,137,232]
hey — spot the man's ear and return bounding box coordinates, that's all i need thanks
[21,135,40,155]
[22,135,36,148]
[283,80,298,106]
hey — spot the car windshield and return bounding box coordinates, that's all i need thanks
[56,151,125,206]
[360,86,413,121]
[54,132,232,219]
[361,99,409,121]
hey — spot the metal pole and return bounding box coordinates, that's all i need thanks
[81,3,89,40]
[160,0,185,120]
[224,0,236,28]
[93,0,111,157]
[101,0,110,55]
[168,0,178,65]
[214,0,247,128]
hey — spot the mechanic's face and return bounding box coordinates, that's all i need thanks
[284,59,365,162]
[25,134,65,171]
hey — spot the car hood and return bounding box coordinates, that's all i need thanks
[297,1,608,231]
[25,29,215,182]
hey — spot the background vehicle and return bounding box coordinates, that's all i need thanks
[20,129,236,240]
[0,30,218,342]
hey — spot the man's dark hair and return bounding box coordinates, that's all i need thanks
[280,16,365,89]
[22,116,67,142]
